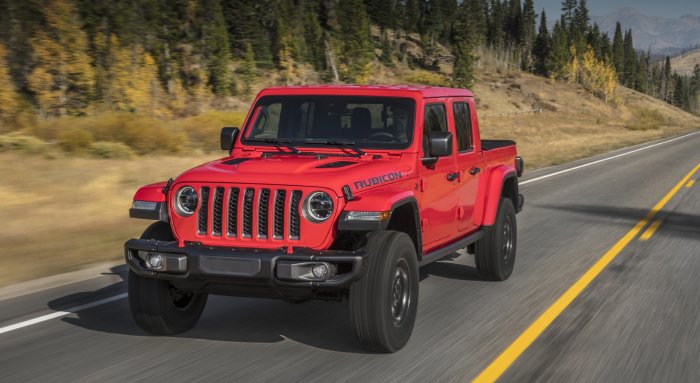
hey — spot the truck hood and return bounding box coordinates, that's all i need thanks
[174,154,418,194]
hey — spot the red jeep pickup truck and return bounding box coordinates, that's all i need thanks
[125,85,524,352]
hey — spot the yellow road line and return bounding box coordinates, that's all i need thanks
[686,179,696,188]
[639,219,664,241]
[471,162,700,383]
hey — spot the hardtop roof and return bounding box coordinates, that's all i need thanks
[258,84,474,98]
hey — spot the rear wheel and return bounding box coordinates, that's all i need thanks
[475,197,517,281]
[349,231,419,352]
[128,222,207,335]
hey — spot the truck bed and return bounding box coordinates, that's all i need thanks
[482,139,518,170]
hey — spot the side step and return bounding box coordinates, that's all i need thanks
[419,229,485,267]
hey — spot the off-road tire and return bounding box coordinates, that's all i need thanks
[349,231,419,352]
[128,222,208,335]
[475,197,517,281]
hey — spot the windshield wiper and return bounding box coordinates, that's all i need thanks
[248,138,300,154]
[312,140,366,156]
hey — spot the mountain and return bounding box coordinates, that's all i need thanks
[591,8,700,56]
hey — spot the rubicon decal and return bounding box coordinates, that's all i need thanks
[353,172,404,190]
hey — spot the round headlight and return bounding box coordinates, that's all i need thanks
[174,186,198,216]
[302,191,334,223]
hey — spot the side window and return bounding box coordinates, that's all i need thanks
[423,104,447,156]
[453,102,473,151]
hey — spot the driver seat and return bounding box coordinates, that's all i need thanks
[351,107,373,139]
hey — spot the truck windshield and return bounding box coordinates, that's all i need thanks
[241,96,415,150]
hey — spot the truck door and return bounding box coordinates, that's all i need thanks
[452,98,482,232]
[419,101,460,248]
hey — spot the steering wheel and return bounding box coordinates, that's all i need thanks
[367,131,395,141]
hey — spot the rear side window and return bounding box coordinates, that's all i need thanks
[423,104,447,156]
[453,102,473,151]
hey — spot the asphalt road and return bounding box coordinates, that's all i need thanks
[1,131,699,382]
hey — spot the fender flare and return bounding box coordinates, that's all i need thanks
[479,166,518,226]
[130,181,169,220]
[337,194,423,259]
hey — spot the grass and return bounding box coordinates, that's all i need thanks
[0,153,209,287]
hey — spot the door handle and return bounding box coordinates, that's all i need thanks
[447,172,459,181]
[469,167,481,175]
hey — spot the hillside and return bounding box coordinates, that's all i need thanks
[671,49,700,76]
[472,69,700,167]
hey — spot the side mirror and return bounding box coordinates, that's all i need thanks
[220,127,240,152]
[421,131,453,166]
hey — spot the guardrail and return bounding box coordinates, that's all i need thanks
[481,109,543,118]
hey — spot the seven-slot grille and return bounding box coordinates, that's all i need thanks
[196,186,303,241]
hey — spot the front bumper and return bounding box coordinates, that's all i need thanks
[124,239,367,299]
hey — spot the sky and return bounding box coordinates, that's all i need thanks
[535,0,700,19]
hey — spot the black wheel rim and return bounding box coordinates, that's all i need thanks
[502,214,514,263]
[169,285,195,310]
[391,258,411,326]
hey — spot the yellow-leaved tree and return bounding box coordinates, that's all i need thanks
[27,0,94,116]
[111,39,164,116]
[0,43,20,130]
[578,46,617,102]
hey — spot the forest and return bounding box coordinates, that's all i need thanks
[0,0,698,146]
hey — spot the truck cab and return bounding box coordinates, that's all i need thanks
[125,85,524,352]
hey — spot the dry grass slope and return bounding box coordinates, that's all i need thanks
[473,70,700,167]
[670,49,700,76]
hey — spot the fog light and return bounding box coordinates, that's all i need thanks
[312,263,329,279]
[147,253,163,270]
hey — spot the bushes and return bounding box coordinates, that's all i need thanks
[0,133,48,154]
[32,113,186,154]
[58,127,93,152]
[402,70,449,87]
[5,110,249,158]
[89,141,135,159]
[175,110,247,152]
[627,109,665,131]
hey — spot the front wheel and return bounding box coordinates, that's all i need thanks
[128,222,207,335]
[349,231,419,353]
[475,197,517,281]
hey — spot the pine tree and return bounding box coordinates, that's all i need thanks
[303,8,325,71]
[240,43,257,99]
[611,22,624,76]
[486,0,505,48]
[533,9,550,76]
[403,0,421,33]
[572,0,589,47]
[622,29,636,88]
[366,0,397,31]
[505,0,523,46]
[335,0,372,83]
[662,56,672,102]
[27,0,95,116]
[521,0,537,70]
[451,0,480,88]
[690,64,700,112]
[197,0,233,95]
[547,21,570,80]
[560,0,577,31]
[223,0,275,63]
[635,50,649,94]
